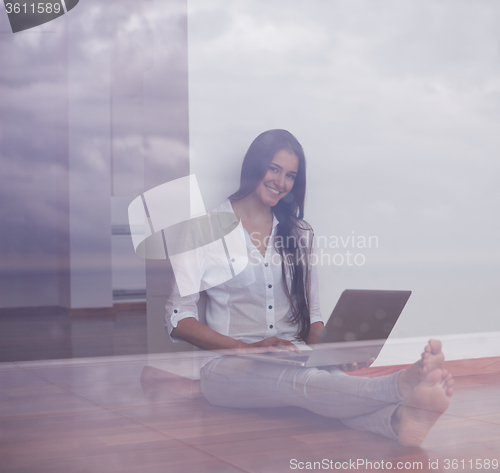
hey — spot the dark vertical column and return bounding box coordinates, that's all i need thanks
[0,9,72,357]
[0,13,71,311]
[142,1,192,353]
[66,2,112,309]
[58,18,71,310]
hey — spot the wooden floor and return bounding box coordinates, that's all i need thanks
[1,355,499,473]
[0,304,147,362]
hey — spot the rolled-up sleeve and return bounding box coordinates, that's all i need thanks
[165,280,200,342]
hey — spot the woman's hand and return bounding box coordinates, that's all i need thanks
[247,337,301,353]
[172,319,300,354]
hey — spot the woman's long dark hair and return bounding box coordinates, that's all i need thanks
[229,129,313,341]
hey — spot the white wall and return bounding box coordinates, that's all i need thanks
[188,0,500,339]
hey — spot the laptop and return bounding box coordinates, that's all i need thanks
[240,289,411,367]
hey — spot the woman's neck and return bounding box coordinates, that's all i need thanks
[231,193,273,225]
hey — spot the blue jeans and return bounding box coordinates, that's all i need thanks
[200,356,404,440]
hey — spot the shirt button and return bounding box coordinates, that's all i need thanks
[231,258,235,262]
[268,305,273,310]
[264,263,269,267]
[268,284,272,289]
[269,325,273,329]
[173,309,178,314]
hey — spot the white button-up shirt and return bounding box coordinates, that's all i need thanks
[165,199,323,345]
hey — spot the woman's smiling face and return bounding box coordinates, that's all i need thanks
[252,149,299,207]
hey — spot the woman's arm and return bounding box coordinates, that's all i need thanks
[172,317,300,353]
[305,321,324,346]
[305,231,324,346]
[171,317,245,351]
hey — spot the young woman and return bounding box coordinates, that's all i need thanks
[165,129,453,447]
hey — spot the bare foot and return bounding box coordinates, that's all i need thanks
[396,369,454,447]
[398,339,445,398]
